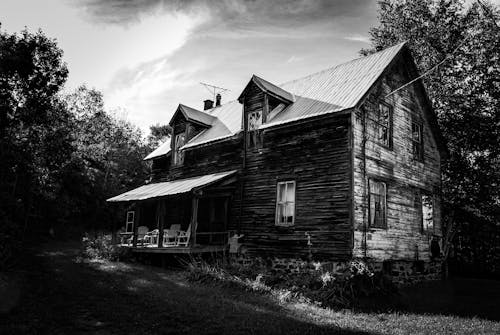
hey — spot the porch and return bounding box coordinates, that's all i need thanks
[107,171,239,254]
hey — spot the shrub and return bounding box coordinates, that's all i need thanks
[186,257,398,310]
[81,232,128,261]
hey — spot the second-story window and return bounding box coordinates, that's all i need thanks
[376,102,392,148]
[412,121,424,161]
[247,110,262,148]
[173,133,185,165]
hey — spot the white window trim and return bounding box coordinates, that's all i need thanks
[275,180,296,226]
[173,133,185,166]
[126,211,135,232]
[247,110,262,131]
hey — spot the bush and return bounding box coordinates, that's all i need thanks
[81,232,128,261]
[186,257,398,310]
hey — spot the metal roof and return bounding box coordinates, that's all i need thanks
[169,104,216,127]
[265,42,406,127]
[143,139,171,161]
[181,100,242,150]
[238,75,295,103]
[106,170,237,202]
[152,43,406,153]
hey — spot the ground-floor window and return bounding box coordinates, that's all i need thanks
[275,180,296,226]
[421,194,434,233]
[369,180,387,228]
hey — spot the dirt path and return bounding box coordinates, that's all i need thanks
[0,242,366,335]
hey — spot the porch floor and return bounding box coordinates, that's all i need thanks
[127,244,228,254]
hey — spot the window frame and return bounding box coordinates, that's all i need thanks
[368,179,387,229]
[247,110,263,148]
[247,110,262,132]
[421,193,434,234]
[172,132,186,166]
[375,101,393,148]
[275,180,296,227]
[411,120,424,161]
[125,211,135,233]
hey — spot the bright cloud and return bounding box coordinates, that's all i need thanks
[0,0,382,134]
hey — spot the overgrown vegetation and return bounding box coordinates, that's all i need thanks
[81,233,129,261]
[186,258,398,310]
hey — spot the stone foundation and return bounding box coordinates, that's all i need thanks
[229,254,442,285]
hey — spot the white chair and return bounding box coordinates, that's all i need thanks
[128,226,149,246]
[144,229,159,246]
[176,224,191,247]
[163,224,181,247]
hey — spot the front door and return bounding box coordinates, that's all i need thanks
[197,197,228,245]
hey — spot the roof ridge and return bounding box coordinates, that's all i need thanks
[205,99,239,114]
[279,42,406,88]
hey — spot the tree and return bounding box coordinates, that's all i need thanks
[147,123,172,148]
[63,85,150,231]
[364,0,500,275]
[0,25,71,267]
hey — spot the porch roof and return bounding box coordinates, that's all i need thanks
[106,170,237,202]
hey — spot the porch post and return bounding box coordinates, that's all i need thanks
[191,195,199,246]
[132,204,141,247]
[157,200,165,248]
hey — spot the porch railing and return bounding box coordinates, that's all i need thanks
[119,230,232,248]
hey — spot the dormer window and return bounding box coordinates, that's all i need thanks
[247,110,262,148]
[248,110,262,131]
[173,133,185,165]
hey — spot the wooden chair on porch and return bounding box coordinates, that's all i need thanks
[144,229,159,246]
[128,226,149,246]
[176,224,191,247]
[163,224,181,247]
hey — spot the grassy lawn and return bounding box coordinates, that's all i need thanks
[1,241,499,334]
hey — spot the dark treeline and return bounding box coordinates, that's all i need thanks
[0,26,169,269]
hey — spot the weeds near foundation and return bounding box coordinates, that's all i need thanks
[186,258,399,310]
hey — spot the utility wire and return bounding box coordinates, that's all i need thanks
[385,0,497,98]
[385,37,469,98]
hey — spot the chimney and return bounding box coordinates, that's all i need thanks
[203,99,214,111]
[215,93,222,107]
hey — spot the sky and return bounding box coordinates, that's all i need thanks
[0,0,483,134]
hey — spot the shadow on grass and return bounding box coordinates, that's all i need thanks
[354,277,500,322]
[1,242,378,335]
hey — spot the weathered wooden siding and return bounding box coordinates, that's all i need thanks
[239,81,352,260]
[352,57,442,261]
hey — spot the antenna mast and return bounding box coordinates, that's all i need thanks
[200,82,230,102]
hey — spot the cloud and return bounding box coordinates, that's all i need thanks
[69,0,379,133]
[76,0,371,30]
[344,34,370,43]
[286,55,303,63]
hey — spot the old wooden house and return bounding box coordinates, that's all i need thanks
[108,42,447,266]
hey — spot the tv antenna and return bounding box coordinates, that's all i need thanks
[200,82,230,102]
